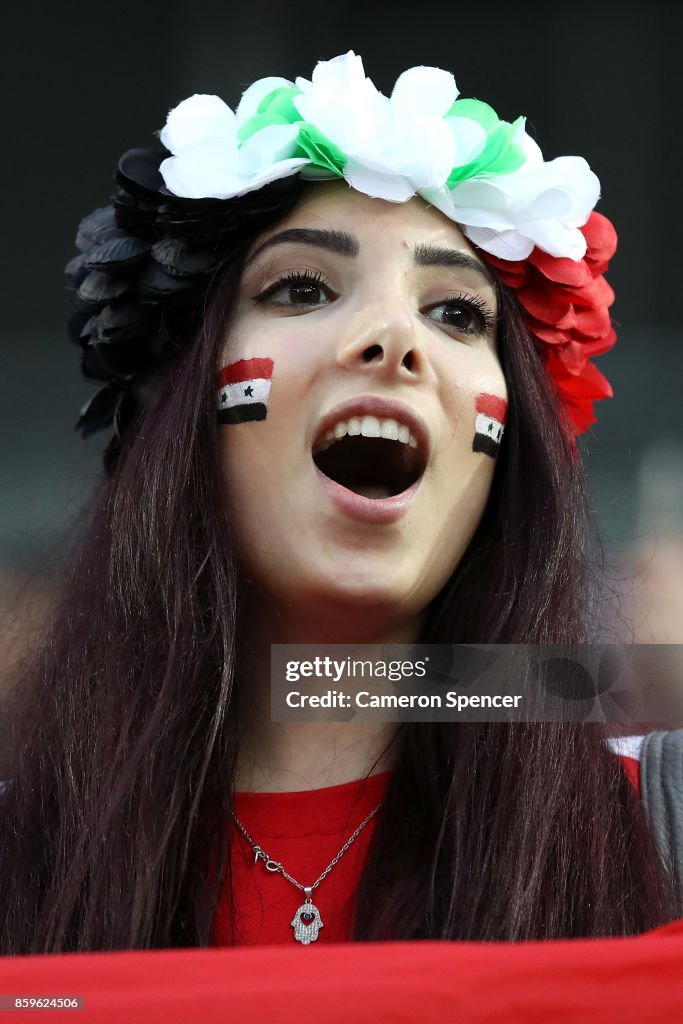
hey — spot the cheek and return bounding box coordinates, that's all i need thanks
[217,313,318,425]
[216,352,280,531]
[428,363,506,556]
[216,341,308,521]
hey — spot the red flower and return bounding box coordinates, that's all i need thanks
[481,211,618,435]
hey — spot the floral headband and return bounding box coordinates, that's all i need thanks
[67,52,616,471]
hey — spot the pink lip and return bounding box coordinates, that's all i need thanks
[311,395,429,524]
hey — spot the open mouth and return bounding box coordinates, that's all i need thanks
[312,423,427,499]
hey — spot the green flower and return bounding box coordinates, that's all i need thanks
[237,86,303,142]
[446,99,526,185]
[293,123,346,176]
[238,86,346,177]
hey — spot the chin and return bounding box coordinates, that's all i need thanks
[240,547,451,636]
[283,567,431,623]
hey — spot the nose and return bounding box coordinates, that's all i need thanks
[336,302,431,384]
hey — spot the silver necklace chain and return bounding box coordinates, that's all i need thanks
[231,800,383,893]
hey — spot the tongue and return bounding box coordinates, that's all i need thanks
[351,484,392,499]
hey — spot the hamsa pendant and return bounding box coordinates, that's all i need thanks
[291,898,324,944]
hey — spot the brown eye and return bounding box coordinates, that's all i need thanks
[424,294,496,337]
[431,303,477,331]
[253,271,335,308]
[288,281,324,304]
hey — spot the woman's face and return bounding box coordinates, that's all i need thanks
[219,182,506,634]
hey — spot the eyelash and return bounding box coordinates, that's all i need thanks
[252,271,496,337]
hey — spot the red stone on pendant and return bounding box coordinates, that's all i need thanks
[300,912,314,924]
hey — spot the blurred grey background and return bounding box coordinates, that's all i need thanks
[2,1,682,626]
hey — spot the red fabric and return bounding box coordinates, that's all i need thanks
[3,930,683,1023]
[621,753,641,796]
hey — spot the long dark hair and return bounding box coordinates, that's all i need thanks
[0,189,676,953]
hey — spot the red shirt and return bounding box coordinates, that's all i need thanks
[210,746,641,947]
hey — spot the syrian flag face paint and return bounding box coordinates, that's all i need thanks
[472,393,507,457]
[217,358,273,424]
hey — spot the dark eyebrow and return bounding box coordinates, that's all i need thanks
[246,228,359,266]
[245,229,495,290]
[413,243,496,288]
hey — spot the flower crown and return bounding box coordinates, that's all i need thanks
[67,52,616,471]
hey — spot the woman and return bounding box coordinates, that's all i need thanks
[0,53,676,953]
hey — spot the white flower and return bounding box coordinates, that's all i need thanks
[293,52,486,201]
[424,133,600,261]
[159,92,306,200]
[387,67,485,189]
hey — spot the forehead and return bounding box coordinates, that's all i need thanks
[252,180,477,257]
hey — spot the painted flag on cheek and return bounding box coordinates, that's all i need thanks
[216,358,273,424]
[473,393,507,457]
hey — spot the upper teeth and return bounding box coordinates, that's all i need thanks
[316,415,418,453]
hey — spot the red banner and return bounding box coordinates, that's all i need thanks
[2,921,683,1022]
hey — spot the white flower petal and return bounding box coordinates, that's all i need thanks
[296,54,390,151]
[516,131,544,167]
[450,207,515,230]
[290,93,323,123]
[450,175,525,206]
[446,179,519,223]
[492,156,599,220]
[446,116,487,166]
[238,124,300,173]
[292,93,363,150]
[235,76,295,124]
[538,157,600,223]
[343,151,396,174]
[344,163,415,202]
[306,51,368,97]
[462,225,535,261]
[400,118,456,189]
[419,186,458,221]
[423,185,509,228]
[390,66,458,120]
[521,187,575,222]
[160,137,241,199]
[228,158,309,198]
[160,95,236,153]
[359,84,393,135]
[522,220,587,260]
